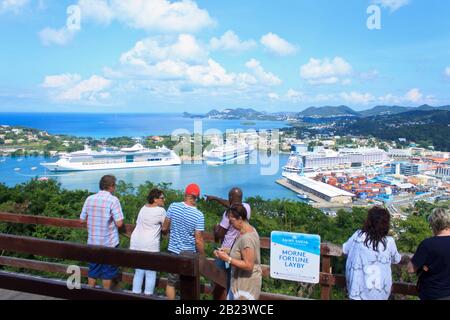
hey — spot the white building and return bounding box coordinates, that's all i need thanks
[284,173,355,204]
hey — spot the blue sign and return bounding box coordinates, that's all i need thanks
[270,231,321,284]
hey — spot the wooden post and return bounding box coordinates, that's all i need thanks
[179,252,200,300]
[320,255,332,300]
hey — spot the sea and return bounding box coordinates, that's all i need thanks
[0,113,289,138]
[0,113,298,201]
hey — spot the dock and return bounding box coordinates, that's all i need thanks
[276,178,363,210]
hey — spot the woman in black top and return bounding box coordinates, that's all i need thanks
[408,208,450,300]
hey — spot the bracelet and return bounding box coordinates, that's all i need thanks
[227,257,232,264]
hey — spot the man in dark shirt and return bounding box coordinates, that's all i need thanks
[408,208,450,300]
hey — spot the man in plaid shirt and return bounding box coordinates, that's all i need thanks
[80,175,124,289]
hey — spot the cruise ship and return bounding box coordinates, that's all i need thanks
[282,147,389,174]
[41,144,181,172]
[203,142,255,166]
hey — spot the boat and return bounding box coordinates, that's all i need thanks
[203,142,255,166]
[40,144,181,172]
[14,168,20,171]
[283,152,304,174]
[31,167,37,171]
[297,193,308,200]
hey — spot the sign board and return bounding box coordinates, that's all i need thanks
[270,231,321,284]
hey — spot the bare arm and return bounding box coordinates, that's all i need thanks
[115,219,124,228]
[215,247,255,272]
[162,217,171,236]
[195,230,205,256]
[407,261,417,274]
[206,195,230,208]
[214,224,227,243]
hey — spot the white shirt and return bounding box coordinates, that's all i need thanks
[130,206,166,253]
[343,231,402,300]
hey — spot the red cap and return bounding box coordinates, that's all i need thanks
[185,184,201,198]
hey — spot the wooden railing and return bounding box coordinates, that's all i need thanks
[0,212,418,300]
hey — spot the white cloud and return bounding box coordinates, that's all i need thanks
[405,88,423,103]
[245,59,282,86]
[186,59,235,87]
[340,91,375,105]
[38,27,77,46]
[78,0,214,33]
[0,0,28,14]
[120,34,207,67]
[445,67,450,78]
[286,89,305,103]
[42,74,81,88]
[378,93,402,104]
[77,0,114,25]
[372,0,410,12]
[210,30,256,53]
[268,92,280,100]
[260,33,297,56]
[42,74,112,103]
[300,57,353,85]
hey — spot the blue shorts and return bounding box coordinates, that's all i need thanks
[88,263,120,280]
[215,258,231,290]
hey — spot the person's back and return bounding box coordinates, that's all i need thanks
[130,205,166,252]
[82,190,123,247]
[343,207,401,300]
[80,175,124,290]
[167,201,204,254]
[344,230,401,300]
[412,236,450,300]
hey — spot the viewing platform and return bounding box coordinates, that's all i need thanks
[0,212,418,300]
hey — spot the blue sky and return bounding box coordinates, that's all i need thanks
[0,0,450,113]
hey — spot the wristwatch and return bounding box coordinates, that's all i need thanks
[227,256,232,264]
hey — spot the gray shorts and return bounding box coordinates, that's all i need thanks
[167,251,194,287]
[167,272,180,287]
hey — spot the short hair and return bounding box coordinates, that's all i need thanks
[99,175,116,191]
[147,189,164,204]
[227,204,248,221]
[428,208,450,236]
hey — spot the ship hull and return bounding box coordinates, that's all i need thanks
[41,159,181,172]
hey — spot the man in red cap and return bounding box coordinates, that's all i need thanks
[162,183,205,300]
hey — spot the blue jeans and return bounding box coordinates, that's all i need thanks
[215,258,231,292]
[132,269,157,295]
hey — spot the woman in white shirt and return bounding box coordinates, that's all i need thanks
[130,189,167,295]
[343,207,402,300]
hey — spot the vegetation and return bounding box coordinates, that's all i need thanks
[0,179,447,299]
[336,110,450,151]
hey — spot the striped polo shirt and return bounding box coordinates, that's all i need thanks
[80,191,124,247]
[167,202,205,254]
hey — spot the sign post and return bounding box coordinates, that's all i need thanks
[270,231,321,284]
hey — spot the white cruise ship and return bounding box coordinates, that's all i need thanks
[40,144,181,172]
[203,142,255,166]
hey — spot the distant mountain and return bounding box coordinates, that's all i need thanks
[359,105,413,117]
[183,105,450,121]
[184,108,282,121]
[298,106,359,118]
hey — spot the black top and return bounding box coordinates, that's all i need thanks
[411,236,450,300]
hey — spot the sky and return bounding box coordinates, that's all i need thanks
[0,0,450,113]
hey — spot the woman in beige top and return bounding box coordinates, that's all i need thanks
[214,204,262,300]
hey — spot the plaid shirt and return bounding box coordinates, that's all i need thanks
[80,191,124,247]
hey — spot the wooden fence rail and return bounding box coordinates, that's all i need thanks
[0,212,418,300]
[0,233,200,300]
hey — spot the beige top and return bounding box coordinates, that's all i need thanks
[229,229,262,300]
